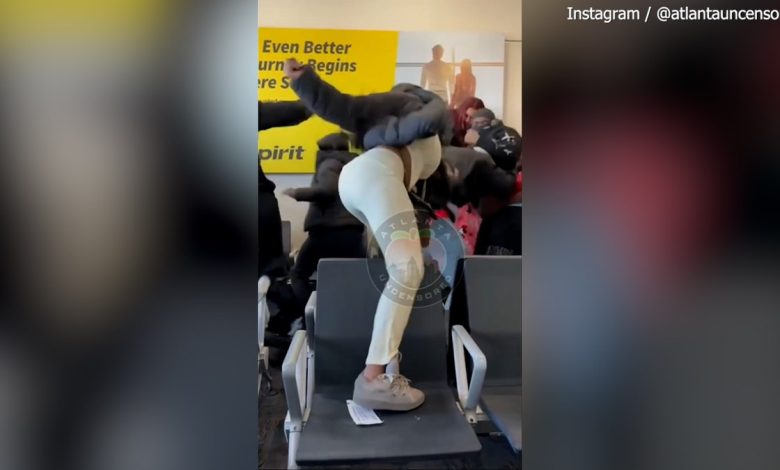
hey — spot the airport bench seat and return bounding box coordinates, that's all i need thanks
[297,385,477,465]
[284,259,481,468]
[481,385,522,452]
[451,256,522,453]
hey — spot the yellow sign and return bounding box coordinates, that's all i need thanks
[258,27,399,173]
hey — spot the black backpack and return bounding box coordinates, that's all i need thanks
[476,123,522,172]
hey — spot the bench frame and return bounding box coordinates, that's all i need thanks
[283,265,492,468]
[451,325,488,423]
[282,291,317,469]
[258,276,271,396]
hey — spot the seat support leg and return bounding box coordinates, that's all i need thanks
[287,430,300,469]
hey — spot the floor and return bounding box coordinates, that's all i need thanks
[259,350,521,469]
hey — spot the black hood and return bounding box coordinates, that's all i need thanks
[315,132,355,166]
[391,83,441,105]
[317,132,350,151]
[315,149,356,166]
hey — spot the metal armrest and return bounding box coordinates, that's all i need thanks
[282,330,309,430]
[444,289,454,311]
[258,277,272,396]
[258,275,270,300]
[452,325,487,423]
[304,290,317,316]
[302,291,317,410]
[258,276,271,349]
[304,291,316,345]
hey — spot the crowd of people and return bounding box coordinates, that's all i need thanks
[259,58,521,411]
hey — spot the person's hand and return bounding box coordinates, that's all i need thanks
[464,128,480,146]
[283,58,305,80]
[445,162,459,183]
[282,188,297,199]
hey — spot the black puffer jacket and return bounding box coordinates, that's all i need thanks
[290,133,363,232]
[291,67,452,150]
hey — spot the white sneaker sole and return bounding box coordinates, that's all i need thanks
[352,396,425,412]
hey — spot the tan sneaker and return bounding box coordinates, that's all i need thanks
[352,373,425,411]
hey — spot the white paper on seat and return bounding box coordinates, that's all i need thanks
[346,400,383,426]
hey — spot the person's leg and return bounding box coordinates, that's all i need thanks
[291,228,365,313]
[339,148,427,410]
[362,195,424,372]
[493,205,522,255]
[314,227,366,259]
[340,151,424,367]
[473,212,493,255]
[475,205,522,256]
[290,235,320,316]
[327,227,366,259]
[258,189,286,278]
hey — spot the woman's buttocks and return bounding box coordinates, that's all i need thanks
[338,146,405,199]
[406,135,442,181]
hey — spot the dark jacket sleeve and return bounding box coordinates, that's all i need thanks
[291,67,375,133]
[292,160,340,203]
[450,182,471,208]
[258,101,312,131]
[362,97,448,149]
[464,159,517,205]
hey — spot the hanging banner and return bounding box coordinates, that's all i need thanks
[258,27,505,173]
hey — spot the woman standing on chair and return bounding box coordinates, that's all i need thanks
[284,58,451,411]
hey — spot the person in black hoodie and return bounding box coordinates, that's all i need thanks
[466,119,523,172]
[274,132,365,331]
[258,100,311,278]
[474,171,522,255]
[471,122,523,256]
[440,146,517,208]
[285,58,451,411]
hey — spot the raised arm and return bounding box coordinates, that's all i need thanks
[288,64,372,133]
[288,160,340,203]
[258,101,312,131]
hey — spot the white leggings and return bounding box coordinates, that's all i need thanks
[338,136,442,365]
